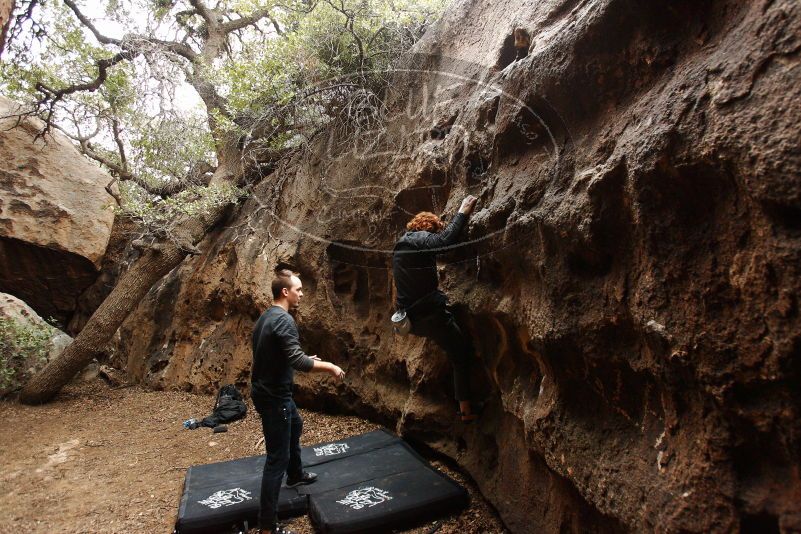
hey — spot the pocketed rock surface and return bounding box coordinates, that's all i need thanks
[0,379,506,533]
[108,0,801,531]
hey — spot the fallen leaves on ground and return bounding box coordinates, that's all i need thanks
[0,379,507,533]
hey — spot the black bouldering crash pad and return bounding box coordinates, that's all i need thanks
[309,467,469,533]
[174,430,468,533]
[300,429,398,467]
[175,454,306,534]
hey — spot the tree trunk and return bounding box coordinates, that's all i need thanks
[0,0,13,58]
[19,198,229,404]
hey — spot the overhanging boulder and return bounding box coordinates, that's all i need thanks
[0,96,116,324]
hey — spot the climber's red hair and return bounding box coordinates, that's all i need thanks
[407,211,444,233]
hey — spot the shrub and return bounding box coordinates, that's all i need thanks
[0,317,55,395]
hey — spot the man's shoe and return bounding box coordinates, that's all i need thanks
[286,471,317,487]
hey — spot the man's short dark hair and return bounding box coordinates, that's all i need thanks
[271,269,297,299]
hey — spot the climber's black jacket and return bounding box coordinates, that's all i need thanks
[392,212,468,313]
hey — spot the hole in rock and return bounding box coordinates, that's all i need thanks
[477,95,500,128]
[476,255,507,288]
[430,125,451,140]
[566,248,612,277]
[568,157,630,278]
[741,512,780,534]
[494,96,568,163]
[430,114,456,140]
[149,358,169,374]
[466,154,490,186]
[379,358,408,385]
[636,161,739,262]
[0,235,98,326]
[326,241,388,316]
[494,28,529,70]
[391,167,451,227]
[761,200,801,231]
[275,261,319,292]
[325,241,387,270]
[207,293,226,321]
[330,262,369,315]
[275,261,296,273]
[494,33,517,71]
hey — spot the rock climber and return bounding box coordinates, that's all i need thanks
[251,268,346,534]
[392,195,481,422]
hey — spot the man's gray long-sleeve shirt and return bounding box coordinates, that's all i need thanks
[251,306,315,402]
[392,212,468,311]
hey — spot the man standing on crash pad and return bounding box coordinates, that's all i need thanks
[251,268,345,534]
[392,195,481,422]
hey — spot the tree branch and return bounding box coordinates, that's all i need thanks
[111,118,129,172]
[220,9,274,34]
[143,37,198,62]
[81,141,130,180]
[63,0,121,46]
[52,113,194,200]
[34,50,134,137]
[326,0,364,70]
[188,0,215,25]
[66,0,198,61]
[267,14,284,36]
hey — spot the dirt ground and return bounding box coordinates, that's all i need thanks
[0,378,508,533]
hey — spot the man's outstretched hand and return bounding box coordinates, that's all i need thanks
[329,364,346,381]
[311,356,346,381]
[459,195,478,215]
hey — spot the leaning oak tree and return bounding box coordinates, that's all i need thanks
[3,0,443,403]
[12,0,283,403]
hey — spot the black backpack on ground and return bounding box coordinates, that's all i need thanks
[200,384,248,428]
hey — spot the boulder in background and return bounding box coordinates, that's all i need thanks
[0,292,72,396]
[0,96,116,325]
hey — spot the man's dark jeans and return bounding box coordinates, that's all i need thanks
[410,305,474,401]
[254,397,304,531]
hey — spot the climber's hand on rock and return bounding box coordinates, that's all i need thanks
[459,195,478,215]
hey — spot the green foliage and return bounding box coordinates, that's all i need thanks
[117,181,246,232]
[130,115,216,185]
[3,2,125,106]
[215,0,446,137]
[0,317,55,394]
[0,0,445,232]
[1,0,216,185]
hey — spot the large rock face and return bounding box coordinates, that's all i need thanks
[113,0,801,532]
[0,97,116,325]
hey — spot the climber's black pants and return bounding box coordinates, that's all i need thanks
[410,306,474,401]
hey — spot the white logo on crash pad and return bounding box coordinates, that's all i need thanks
[337,486,393,510]
[198,488,253,509]
[314,443,350,456]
